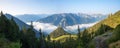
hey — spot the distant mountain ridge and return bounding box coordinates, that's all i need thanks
[16,14,48,22]
[37,13,107,28]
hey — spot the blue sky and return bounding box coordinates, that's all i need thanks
[0,0,120,15]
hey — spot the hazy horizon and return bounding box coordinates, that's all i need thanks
[0,0,120,15]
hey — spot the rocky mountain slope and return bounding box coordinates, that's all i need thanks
[37,13,106,28]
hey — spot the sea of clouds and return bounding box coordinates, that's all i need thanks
[27,22,98,34]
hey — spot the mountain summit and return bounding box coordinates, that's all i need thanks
[50,26,70,38]
[37,13,106,28]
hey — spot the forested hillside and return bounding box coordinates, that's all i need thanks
[0,10,120,48]
[0,11,39,48]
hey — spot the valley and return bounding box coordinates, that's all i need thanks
[0,0,120,48]
[0,10,120,48]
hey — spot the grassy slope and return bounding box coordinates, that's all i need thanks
[87,10,120,33]
[51,35,77,41]
[48,11,120,44]
[88,11,120,48]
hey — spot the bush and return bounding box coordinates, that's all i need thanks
[107,24,120,44]
[9,42,21,48]
[88,41,95,48]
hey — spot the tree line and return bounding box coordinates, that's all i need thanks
[1,11,116,48]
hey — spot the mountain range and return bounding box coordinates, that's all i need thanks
[14,13,107,34]
[15,14,48,22]
[48,11,120,48]
[37,13,107,28]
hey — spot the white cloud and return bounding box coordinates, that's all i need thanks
[66,22,98,31]
[27,22,98,34]
[27,22,57,34]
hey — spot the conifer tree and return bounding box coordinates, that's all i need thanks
[7,17,20,41]
[0,11,9,33]
[38,28,47,48]
[47,35,51,41]
[77,25,81,40]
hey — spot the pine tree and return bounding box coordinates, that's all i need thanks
[20,22,36,48]
[0,11,9,33]
[38,28,47,48]
[81,29,92,48]
[20,27,29,48]
[0,11,20,41]
[30,21,33,29]
[77,25,81,40]
[77,25,83,48]
[7,17,20,41]
[47,35,51,41]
